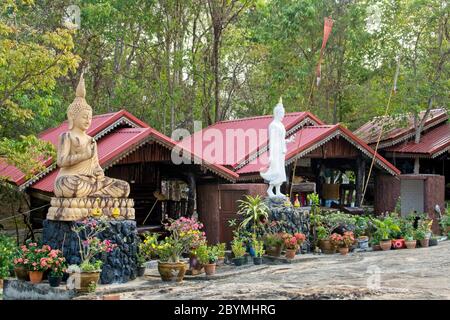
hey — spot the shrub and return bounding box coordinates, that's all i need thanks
[0,234,16,279]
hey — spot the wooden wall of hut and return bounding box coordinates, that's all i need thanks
[115,141,172,164]
[306,137,359,158]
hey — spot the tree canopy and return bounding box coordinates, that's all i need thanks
[0,0,448,177]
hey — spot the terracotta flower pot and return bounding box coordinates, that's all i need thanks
[285,249,297,259]
[319,239,335,254]
[216,257,225,266]
[339,247,349,255]
[14,266,30,281]
[266,245,282,257]
[419,239,429,248]
[204,263,216,275]
[379,240,392,251]
[157,261,187,282]
[78,271,101,293]
[29,271,44,284]
[405,240,417,249]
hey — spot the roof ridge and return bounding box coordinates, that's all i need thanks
[215,111,307,124]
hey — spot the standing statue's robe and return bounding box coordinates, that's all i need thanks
[260,120,287,185]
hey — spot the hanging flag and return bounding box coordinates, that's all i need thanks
[316,16,334,87]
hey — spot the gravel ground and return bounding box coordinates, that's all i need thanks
[94,240,450,300]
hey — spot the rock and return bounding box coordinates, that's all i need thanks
[43,219,139,284]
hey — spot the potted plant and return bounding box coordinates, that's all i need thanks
[155,237,187,282]
[373,218,399,251]
[136,253,146,277]
[263,233,284,257]
[404,233,417,249]
[415,229,429,248]
[339,232,355,255]
[231,238,246,266]
[429,236,439,247]
[252,237,265,265]
[198,245,218,276]
[72,218,117,292]
[439,214,450,234]
[237,195,269,236]
[47,249,67,287]
[316,226,333,254]
[216,243,226,266]
[25,243,51,284]
[282,233,306,259]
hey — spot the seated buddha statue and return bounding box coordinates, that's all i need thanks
[53,73,130,199]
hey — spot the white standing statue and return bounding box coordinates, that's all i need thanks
[260,97,295,198]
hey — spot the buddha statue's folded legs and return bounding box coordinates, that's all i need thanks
[54,174,130,198]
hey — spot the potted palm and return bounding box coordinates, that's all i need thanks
[231,238,246,266]
[237,195,269,235]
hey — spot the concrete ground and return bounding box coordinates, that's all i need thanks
[76,240,450,300]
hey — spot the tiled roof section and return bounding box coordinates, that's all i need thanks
[179,112,324,168]
[385,123,450,158]
[237,124,400,176]
[355,109,448,147]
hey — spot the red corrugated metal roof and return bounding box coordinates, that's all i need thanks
[179,112,324,168]
[385,123,450,157]
[237,124,400,176]
[355,109,448,147]
[0,109,147,185]
[29,126,239,193]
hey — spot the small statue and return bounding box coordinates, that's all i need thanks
[294,194,301,208]
[47,73,134,221]
[283,194,292,207]
[260,97,295,198]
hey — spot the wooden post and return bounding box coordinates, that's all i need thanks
[356,157,365,207]
[186,171,196,216]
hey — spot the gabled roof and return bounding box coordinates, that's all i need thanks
[237,124,400,177]
[179,111,324,168]
[355,108,448,148]
[28,126,238,193]
[1,110,238,190]
[385,123,450,158]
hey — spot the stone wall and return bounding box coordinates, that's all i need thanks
[42,220,139,284]
[265,198,311,252]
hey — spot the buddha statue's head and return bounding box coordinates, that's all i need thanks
[274,96,285,121]
[67,73,93,131]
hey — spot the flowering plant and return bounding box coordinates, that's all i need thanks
[155,237,184,263]
[283,233,306,250]
[24,243,52,272]
[139,232,159,261]
[165,216,206,251]
[342,231,355,248]
[330,233,343,247]
[13,243,31,269]
[47,249,67,277]
[72,217,117,272]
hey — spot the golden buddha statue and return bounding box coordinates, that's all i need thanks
[47,73,134,221]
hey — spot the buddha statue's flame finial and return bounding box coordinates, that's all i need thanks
[278,96,282,105]
[75,72,86,99]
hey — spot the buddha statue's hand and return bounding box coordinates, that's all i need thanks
[94,167,105,180]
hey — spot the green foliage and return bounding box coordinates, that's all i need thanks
[139,232,159,261]
[231,238,246,258]
[316,225,330,241]
[237,195,269,235]
[252,236,265,258]
[80,260,102,272]
[195,244,209,265]
[216,243,226,258]
[0,234,16,279]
